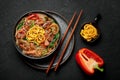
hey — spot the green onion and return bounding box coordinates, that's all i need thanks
[48,33,60,48]
[30,21,35,28]
[23,37,27,40]
[17,19,24,30]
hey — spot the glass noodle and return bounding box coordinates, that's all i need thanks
[15,13,60,57]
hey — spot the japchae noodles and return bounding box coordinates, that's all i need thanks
[15,13,60,57]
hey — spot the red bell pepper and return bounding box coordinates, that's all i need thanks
[75,48,104,75]
[27,13,40,20]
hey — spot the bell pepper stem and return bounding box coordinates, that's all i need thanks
[94,64,104,72]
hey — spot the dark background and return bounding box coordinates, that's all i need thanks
[0,0,120,80]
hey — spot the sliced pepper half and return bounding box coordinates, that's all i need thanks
[75,48,104,75]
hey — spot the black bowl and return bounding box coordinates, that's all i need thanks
[13,10,61,60]
[80,14,101,43]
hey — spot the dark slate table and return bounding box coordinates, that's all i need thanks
[0,0,120,80]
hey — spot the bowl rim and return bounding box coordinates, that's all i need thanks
[13,10,61,60]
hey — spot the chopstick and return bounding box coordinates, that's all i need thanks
[46,11,77,74]
[54,10,83,71]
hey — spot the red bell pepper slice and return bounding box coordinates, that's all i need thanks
[27,13,40,20]
[75,48,104,75]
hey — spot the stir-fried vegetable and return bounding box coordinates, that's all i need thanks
[17,19,24,30]
[30,20,35,28]
[48,33,60,48]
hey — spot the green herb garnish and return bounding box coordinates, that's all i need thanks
[17,19,24,30]
[48,33,60,48]
[30,20,35,28]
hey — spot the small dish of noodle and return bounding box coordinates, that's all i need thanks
[80,23,100,43]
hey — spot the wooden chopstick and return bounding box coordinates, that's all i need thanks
[54,10,83,71]
[45,12,77,74]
